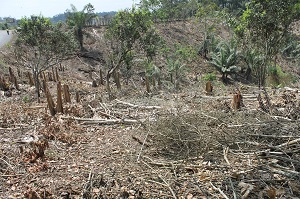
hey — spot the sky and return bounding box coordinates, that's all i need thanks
[0,0,138,19]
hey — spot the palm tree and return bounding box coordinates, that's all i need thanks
[209,40,239,82]
[66,3,96,51]
[242,48,264,81]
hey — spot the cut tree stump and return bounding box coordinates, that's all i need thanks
[27,72,34,86]
[56,82,63,113]
[205,81,213,95]
[76,91,81,103]
[232,90,242,110]
[43,80,56,116]
[63,84,71,103]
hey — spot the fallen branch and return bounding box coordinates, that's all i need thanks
[261,154,300,165]
[210,182,230,199]
[276,138,300,148]
[115,99,162,110]
[61,116,141,125]
[223,147,230,165]
[248,134,300,139]
[142,160,177,199]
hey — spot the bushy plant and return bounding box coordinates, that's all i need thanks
[241,47,264,82]
[266,64,296,87]
[209,39,239,82]
[167,58,187,89]
[281,35,300,59]
[175,44,197,61]
[203,73,216,81]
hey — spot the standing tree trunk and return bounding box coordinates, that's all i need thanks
[114,71,121,90]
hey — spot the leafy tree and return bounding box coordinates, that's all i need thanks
[209,39,239,82]
[66,3,96,51]
[196,0,220,59]
[238,0,300,86]
[139,0,194,20]
[14,15,78,102]
[104,8,161,94]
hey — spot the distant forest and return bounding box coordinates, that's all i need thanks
[50,11,117,23]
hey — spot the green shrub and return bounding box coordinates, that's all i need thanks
[23,96,31,103]
[203,73,216,81]
[267,65,294,87]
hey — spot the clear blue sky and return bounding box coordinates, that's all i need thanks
[0,0,138,19]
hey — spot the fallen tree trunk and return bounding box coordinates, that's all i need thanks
[61,116,141,125]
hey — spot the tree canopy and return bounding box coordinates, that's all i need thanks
[15,15,78,102]
[66,3,97,50]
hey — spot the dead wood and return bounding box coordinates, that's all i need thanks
[56,82,63,113]
[114,99,161,109]
[55,67,60,81]
[76,91,81,103]
[63,84,71,103]
[145,75,150,93]
[44,80,56,116]
[61,116,140,125]
[52,67,56,82]
[232,90,242,110]
[27,72,34,86]
[205,81,213,95]
[275,138,300,148]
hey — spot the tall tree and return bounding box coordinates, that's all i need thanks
[238,0,300,86]
[14,15,78,102]
[66,3,96,51]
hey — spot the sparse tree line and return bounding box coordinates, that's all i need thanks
[1,0,299,111]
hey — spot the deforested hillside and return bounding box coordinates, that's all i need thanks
[0,1,300,198]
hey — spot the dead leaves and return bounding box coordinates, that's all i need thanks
[40,115,83,145]
[21,139,49,163]
[23,186,53,199]
[238,182,287,199]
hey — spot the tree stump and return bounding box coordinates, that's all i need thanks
[205,81,213,95]
[63,84,71,103]
[27,72,34,86]
[92,80,98,87]
[232,90,242,110]
[145,75,150,93]
[55,67,60,81]
[99,69,104,85]
[76,91,81,103]
[44,80,56,116]
[52,67,56,82]
[56,82,63,113]
[48,72,53,81]
[13,75,20,90]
